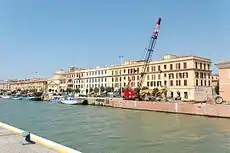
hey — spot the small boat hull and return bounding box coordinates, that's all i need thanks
[25,97,42,101]
[59,100,81,105]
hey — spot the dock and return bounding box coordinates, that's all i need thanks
[0,122,81,153]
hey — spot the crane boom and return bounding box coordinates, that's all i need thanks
[138,17,162,88]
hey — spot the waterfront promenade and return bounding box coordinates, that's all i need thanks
[0,121,81,153]
[0,127,56,153]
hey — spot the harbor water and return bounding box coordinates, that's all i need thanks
[0,99,230,153]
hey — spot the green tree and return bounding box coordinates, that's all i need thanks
[89,87,93,93]
[142,86,149,90]
[94,87,99,94]
[100,86,105,93]
[75,88,80,93]
[66,88,72,93]
[105,87,114,93]
[152,88,159,96]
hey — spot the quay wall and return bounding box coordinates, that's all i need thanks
[107,99,230,118]
[0,122,81,153]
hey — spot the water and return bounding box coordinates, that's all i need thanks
[0,99,230,153]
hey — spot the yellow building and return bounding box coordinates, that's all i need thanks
[109,54,212,101]
[9,78,48,92]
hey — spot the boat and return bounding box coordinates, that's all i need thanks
[59,97,82,105]
[49,96,63,103]
[25,97,42,101]
[1,95,11,99]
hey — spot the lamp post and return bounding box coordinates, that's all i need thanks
[119,56,124,97]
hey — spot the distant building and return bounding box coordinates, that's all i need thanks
[9,78,47,92]
[0,80,10,91]
[109,54,212,101]
[47,70,67,93]
[216,61,230,102]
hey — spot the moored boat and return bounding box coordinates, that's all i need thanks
[59,97,82,105]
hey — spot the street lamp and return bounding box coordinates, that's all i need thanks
[119,56,124,97]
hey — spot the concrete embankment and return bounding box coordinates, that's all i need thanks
[0,122,81,153]
[107,99,230,118]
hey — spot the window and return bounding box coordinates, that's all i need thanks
[164,81,167,86]
[170,64,173,70]
[184,80,187,86]
[200,63,202,69]
[178,80,181,86]
[204,64,206,70]
[158,65,161,71]
[207,64,210,70]
[195,62,198,68]
[183,62,187,69]
[208,80,211,86]
[200,72,203,78]
[164,73,167,77]
[147,75,149,80]
[204,80,207,86]
[150,81,153,87]
[201,80,203,86]
[179,73,182,78]
[147,67,149,72]
[196,80,198,86]
[158,74,161,80]
[123,69,126,73]
[176,80,178,86]
[195,72,199,78]
[164,65,167,69]
[147,82,150,87]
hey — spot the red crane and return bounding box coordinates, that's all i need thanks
[123,17,162,100]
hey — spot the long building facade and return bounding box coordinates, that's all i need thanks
[108,54,212,101]
[1,54,213,101]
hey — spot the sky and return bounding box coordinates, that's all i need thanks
[0,0,229,80]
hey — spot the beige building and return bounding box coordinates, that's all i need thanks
[0,81,10,91]
[109,54,212,101]
[65,66,85,94]
[216,61,230,102]
[47,70,67,93]
[9,78,48,92]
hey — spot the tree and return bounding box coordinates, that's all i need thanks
[75,88,80,93]
[89,87,93,93]
[152,88,159,96]
[105,87,114,93]
[215,81,219,95]
[142,86,149,90]
[66,88,72,93]
[100,86,105,93]
[94,87,99,94]
[134,87,141,93]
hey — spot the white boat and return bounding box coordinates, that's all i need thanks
[59,97,82,105]
[1,95,11,99]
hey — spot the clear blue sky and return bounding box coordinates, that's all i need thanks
[0,0,229,80]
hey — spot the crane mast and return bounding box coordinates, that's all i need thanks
[138,17,162,89]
